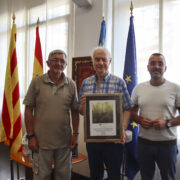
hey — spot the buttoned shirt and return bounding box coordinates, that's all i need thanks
[79,73,132,110]
[23,72,78,149]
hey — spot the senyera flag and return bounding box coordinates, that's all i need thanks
[0,20,22,154]
[33,18,43,78]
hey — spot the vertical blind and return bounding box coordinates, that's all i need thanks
[106,0,180,85]
[0,0,73,118]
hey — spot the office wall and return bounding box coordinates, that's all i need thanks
[74,0,103,57]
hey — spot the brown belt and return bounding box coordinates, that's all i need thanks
[138,137,177,146]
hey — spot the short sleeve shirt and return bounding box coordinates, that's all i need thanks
[79,73,132,110]
[23,72,78,149]
[131,80,180,141]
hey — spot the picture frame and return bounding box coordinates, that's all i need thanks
[84,93,123,142]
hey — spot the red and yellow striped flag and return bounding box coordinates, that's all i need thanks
[33,19,43,78]
[0,22,22,154]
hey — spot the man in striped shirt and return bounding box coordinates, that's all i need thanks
[79,47,132,180]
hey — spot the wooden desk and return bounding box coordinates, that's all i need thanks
[10,152,87,180]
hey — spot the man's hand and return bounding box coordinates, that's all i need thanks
[114,129,126,144]
[80,94,86,106]
[153,118,166,130]
[79,94,86,115]
[139,117,153,129]
[70,134,79,150]
[28,137,39,152]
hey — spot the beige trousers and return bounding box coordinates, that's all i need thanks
[33,148,71,180]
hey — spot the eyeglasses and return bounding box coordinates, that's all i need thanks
[94,57,109,63]
[48,58,66,64]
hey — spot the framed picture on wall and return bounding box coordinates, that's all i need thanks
[84,93,123,142]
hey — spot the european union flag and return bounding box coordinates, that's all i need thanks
[98,19,106,46]
[123,16,139,180]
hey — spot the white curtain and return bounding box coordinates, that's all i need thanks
[105,0,180,84]
[0,0,74,130]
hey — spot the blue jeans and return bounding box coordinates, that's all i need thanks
[86,142,123,180]
[137,140,178,180]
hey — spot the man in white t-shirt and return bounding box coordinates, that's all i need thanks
[131,53,180,180]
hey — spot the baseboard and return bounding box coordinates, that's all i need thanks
[71,172,90,180]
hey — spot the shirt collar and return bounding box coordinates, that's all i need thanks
[95,72,111,82]
[43,71,68,85]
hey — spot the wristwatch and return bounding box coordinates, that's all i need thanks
[166,119,172,128]
[26,134,35,140]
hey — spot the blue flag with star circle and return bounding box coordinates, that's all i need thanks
[123,15,139,180]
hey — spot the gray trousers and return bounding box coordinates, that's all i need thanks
[33,148,71,180]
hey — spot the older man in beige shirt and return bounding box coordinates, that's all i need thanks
[23,49,79,180]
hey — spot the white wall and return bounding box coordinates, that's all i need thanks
[74,0,103,57]
[72,0,103,177]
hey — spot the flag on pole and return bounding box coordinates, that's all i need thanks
[123,15,139,179]
[33,18,43,78]
[98,17,107,171]
[0,17,22,154]
[98,18,106,46]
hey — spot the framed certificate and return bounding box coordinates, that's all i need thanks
[84,93,123,142]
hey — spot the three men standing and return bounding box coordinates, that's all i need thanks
[24,48,180,180]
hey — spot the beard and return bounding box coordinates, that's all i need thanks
[150,70,163,80]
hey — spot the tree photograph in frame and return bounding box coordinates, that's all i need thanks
[84,93,123,142]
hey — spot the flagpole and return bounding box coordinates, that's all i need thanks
[37,17,40,27]
[130,1,133,16]
[0,12,23,154]
[123,1,139,179]
[121,5,134,180]
[12,13,15,24]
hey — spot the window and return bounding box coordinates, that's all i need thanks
[105,0,180,83]
[0,0,73,124]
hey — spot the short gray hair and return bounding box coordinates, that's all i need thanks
[91,47,111,59]
[149,53,166,65]
[48,49,67,60]
[150,53,165,60]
